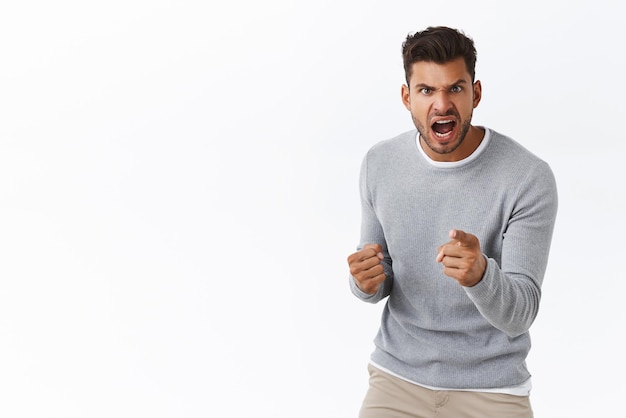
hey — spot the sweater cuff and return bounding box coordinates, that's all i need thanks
[350,276,379,301]
[463,256,497,300]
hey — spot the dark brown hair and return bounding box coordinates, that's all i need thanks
[402,26,477,86]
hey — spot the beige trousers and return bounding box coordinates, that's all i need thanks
[359,364,533,418]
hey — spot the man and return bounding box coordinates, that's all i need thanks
[347,26,558,418]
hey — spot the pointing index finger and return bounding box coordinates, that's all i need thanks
[450,229,469,245]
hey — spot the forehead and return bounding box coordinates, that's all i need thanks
[408,57,471,88]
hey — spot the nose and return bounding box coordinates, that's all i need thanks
[432,91,454,114]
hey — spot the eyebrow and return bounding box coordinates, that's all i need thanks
[413,79,468,90]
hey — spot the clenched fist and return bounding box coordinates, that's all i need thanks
[347,244,386,295]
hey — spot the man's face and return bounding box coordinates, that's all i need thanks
[401,57,482,162]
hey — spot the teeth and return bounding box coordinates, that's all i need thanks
[435,120,453,124]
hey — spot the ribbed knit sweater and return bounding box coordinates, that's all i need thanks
[350,127,558,389]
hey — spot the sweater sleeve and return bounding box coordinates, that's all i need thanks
[464,160,558,337]
[349,152,394,304]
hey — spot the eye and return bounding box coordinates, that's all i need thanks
[450,85,463,93]
[419,88,432,95]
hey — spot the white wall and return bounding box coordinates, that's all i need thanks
[0,1,623,416]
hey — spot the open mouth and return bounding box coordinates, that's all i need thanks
[431,119,456,138]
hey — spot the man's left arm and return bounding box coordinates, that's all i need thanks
[438,161,558,337]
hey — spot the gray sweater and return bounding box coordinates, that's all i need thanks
[350,128,558,389]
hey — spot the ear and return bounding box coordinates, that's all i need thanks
[401,84,411,111]
[472,80,482,108]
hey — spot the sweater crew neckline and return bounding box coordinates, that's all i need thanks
[416,127,491,168]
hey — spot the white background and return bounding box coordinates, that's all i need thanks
[0,1,624,417]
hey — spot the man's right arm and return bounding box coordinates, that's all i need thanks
[347,154,393,303]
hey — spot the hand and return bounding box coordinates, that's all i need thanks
[347,244,386,295]
[436,229,486,287]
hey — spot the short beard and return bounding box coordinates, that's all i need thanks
[413,112,472,156]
